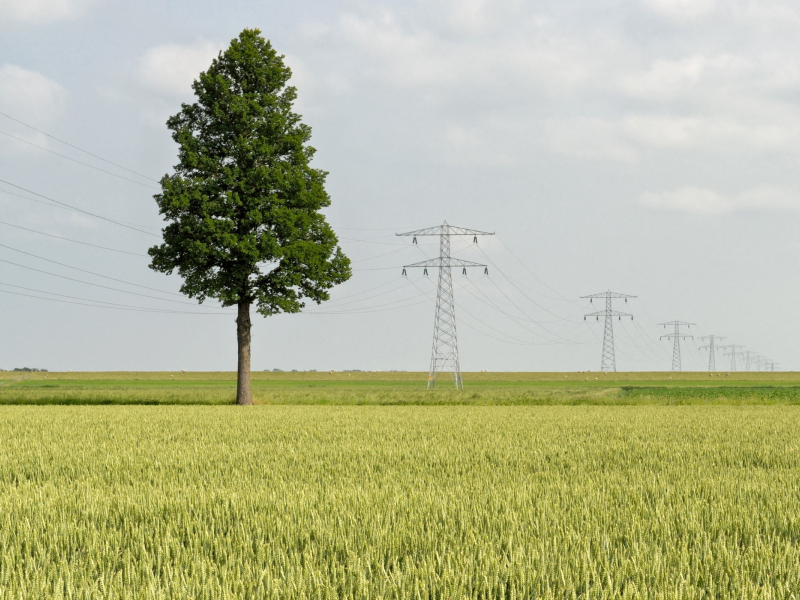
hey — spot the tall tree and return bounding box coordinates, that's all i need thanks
[149,29,351,405]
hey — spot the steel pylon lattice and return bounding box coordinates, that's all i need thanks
[397,221,494,389]
[699,334,725,372]
[741,350,758,372]
[720,343,744,372]
[659,321,695,372]
[582,290,635,372]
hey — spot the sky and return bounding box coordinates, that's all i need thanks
[0,0,798,373]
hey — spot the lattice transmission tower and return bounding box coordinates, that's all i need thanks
[720,343,744,371]
[698,334,724,372]
[397,222,494,389]
[659,321,695,372]
[582,290,635,372]
[741,350,758,372]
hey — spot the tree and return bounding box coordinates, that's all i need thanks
[149,29,351,405]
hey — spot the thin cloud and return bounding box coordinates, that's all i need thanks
[138,40,221,96]
[639,186,800,215]
[0,0,98,24]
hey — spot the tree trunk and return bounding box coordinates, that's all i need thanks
[236,301,253,405]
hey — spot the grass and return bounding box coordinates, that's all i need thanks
[1,405,800,598]
[1,371,799,405]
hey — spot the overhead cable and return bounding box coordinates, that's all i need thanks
[0,288,226,315]
[495,236,584,307]
[0,242,189,297]
[0,282,228,314]
[0,219,145,256]
[0,109,159,182]
[0,257,224,307]
[0,179,160,236]
[0,130,159,189]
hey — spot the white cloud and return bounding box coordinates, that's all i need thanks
[331,11,619,94]
[546,118,638,162]
[0,0,97,24]
[639,186,800,214]
[0,64,65,125]
[639,0,717,20]
[547,107,800,162]
[295,2,800,171]
[0,65,65,155]
[138,40,220,96]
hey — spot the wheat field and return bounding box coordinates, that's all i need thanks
[1,405,799,598]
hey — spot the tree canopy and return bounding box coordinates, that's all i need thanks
[149,29,351,404]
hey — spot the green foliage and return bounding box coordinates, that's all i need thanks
[148,29,350,313]
[622,386,800,403]
[1,406,800,598]
[4,373,800,405]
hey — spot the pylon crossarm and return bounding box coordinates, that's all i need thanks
[403,258,487,268]
[397,225,495,237]
[585,310,632,318]
[581,292,637,299]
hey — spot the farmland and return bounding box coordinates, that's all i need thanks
[1,404,800,598]
[1,373,800,598]
[1,370,800,405]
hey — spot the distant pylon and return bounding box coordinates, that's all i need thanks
[765,359,779,372]
[741,350,758,372]
[397,222,494,389]
[659,321,695,372]
[698,334,725,372]
[720,343,744,371]
[582,290,636,372]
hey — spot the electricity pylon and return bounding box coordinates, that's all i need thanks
[699,334,725,372]
[765,359,779,372]
[397,222,494,389]
[582,290,635,372]
[720,343,744,371]
[659,321,695,372]
[741,350,758,372]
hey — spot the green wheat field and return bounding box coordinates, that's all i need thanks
[1,372,800,598]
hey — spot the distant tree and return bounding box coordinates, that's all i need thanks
[149,29,351,405]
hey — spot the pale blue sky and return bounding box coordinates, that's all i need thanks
[0,0,797,372]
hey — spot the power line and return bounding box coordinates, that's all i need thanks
[313,281,410,310]
[302,298,431,314]
[0,282,227,314]
[407,276,553,347]
[0,179,160,236]
[349,246,412,263]
[0,109,159,182]
[304,286,432,313]
[0,257,223,307]
[459,280,593,346]
[318,278,407,304]
[474,245,581,321]
[0,187,160,231]
[0,242,188,297]
[0,288,224,314]
[0,219,146,256]
[495,236,583,307]
[0,129,159,190]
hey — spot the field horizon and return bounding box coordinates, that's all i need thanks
[2,370,799,405]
